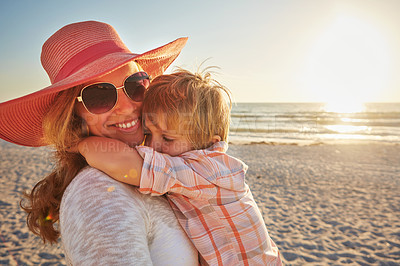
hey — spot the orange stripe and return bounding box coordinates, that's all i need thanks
[219,204,251,219]
[189,225,226,239]
[216,187,222,205]
[190,200,224,266]
[179,196,226,239]
[220,204,249,265]
[207,152,222,158]
[241,200,264,256]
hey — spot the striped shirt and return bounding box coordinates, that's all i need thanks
[136,142,282,265]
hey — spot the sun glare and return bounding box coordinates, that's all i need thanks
[301,15,391,107]
[325,125,369,134]
[324,100,365,113]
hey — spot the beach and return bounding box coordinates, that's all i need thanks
[1,140,399,265]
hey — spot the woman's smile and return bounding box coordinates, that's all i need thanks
[111,118,140,130]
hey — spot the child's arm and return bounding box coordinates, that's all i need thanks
[78,136,143,186]
[136,142,247,200]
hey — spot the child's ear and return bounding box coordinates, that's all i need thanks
[211,135,221,144]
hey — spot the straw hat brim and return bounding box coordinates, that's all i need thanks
[0,37,188,147]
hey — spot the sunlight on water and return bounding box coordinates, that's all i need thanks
[230,103,400,144]
[323,102,370,138]
[325,125,370,134]
[340,118,365,123]
[320,133,380,143]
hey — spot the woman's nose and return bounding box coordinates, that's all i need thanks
[113,89,140,114]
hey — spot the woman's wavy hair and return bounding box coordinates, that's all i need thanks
[20,86,88,244]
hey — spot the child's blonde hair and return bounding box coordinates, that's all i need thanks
[142,67,231,150]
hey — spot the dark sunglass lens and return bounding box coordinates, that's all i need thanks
[124,82,146,102]
[82,84,117,114]
[124,72,150,102]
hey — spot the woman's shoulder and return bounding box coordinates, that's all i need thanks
[73,166,109,182]
[61,167,120,208]
[67,166,112,190]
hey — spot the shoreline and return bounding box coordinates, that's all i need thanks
[229,138,400,146]
[1,140,399,265]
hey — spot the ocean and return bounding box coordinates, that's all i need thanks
[229,102,400,145]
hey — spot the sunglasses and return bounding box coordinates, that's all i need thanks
[77,71,150,114]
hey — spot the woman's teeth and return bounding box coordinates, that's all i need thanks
[115,119,137,129]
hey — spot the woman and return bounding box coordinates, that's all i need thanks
[0,21,198,265]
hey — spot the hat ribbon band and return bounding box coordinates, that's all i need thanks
[53,41,129,84]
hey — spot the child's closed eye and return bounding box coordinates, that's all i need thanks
[162,135,175,142]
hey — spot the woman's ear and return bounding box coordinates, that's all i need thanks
[211,135,221,144]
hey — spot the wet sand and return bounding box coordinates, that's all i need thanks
[1,140,399,265]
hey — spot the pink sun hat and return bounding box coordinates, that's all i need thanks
[0,20,188,147]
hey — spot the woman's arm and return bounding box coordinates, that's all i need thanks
[78,136,143,186]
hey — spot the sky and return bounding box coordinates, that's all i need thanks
[1,0,400,104]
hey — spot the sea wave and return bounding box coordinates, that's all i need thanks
[229,103,400,145]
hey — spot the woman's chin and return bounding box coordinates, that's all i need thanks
[116,133,144,147]
[97,123,144,147]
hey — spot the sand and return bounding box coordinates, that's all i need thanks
[1,139,399,265]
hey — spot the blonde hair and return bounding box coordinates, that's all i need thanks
[142,67,231,150]
[21,86,88,244]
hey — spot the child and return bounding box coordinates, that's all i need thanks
[79,68,282,265]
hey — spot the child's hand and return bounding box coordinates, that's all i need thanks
[78,136,143,186]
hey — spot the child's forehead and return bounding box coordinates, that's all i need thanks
[143,112,185,134]
[143,111,166,126]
